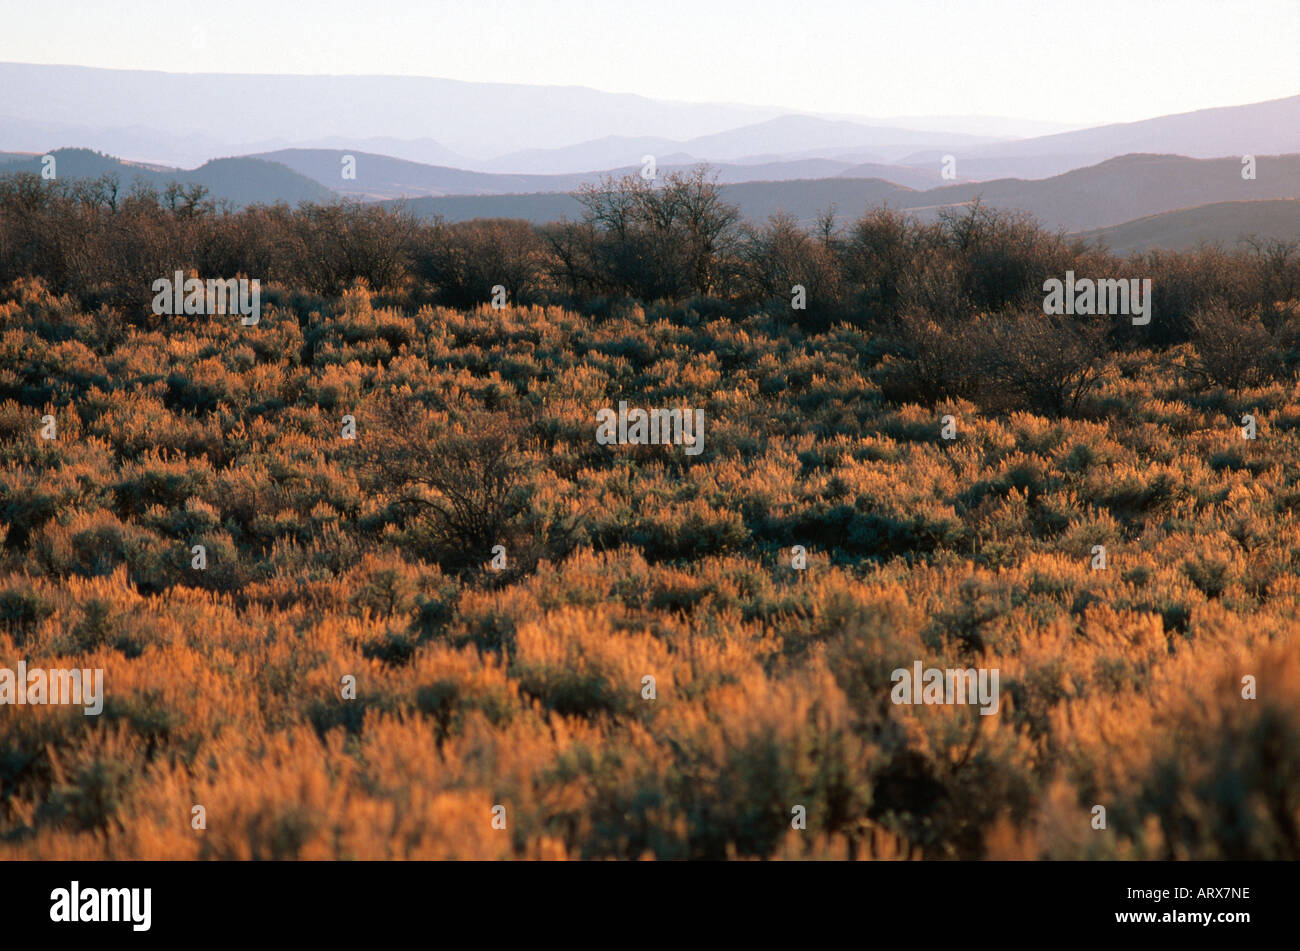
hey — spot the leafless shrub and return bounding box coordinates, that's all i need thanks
[1187,302,1294,391]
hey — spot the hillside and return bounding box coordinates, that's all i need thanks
[0,148,336,207]
[912,153,1300,231]
[254,148,598,199]
[1074,199,1300,253]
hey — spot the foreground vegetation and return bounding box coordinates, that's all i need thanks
[1,169,1298,858]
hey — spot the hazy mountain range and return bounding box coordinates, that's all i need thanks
[249,148,951,200]
[381,153,1300,241]
[3,62,1299,252]
[5,145,1299,254]
[6,62,1300,177]
[0,62,1037,171]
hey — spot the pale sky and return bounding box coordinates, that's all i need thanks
[1,0,1296,126]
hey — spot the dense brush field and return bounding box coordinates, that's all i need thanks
[1,173,1299,859]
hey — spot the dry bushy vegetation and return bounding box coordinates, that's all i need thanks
[1,168,1299,859]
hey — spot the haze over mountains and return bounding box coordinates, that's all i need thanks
[6,62,1300,174]
[3,61,1300,252]
[381,153,1300,241]
[253,147,951,200]
[0,62,1032,171]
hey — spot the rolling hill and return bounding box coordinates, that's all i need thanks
[904,153,1300,231]
[0,148,336,207]
[1073,199,1300,254]
[253,149,598,200]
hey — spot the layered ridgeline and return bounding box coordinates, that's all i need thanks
[383,153,1300,238]
[6,61,1300,177]
[6,146,1300,253]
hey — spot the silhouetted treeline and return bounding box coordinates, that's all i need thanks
[3,165,1298,412]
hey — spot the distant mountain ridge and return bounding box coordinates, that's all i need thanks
[0,62,798,167]
[254,148,951,200]
[966,92,1300,161]
[3,63,1297,183]
[479,115,1005,174]
[7,146,1300,254]
[382,153,1300,234]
